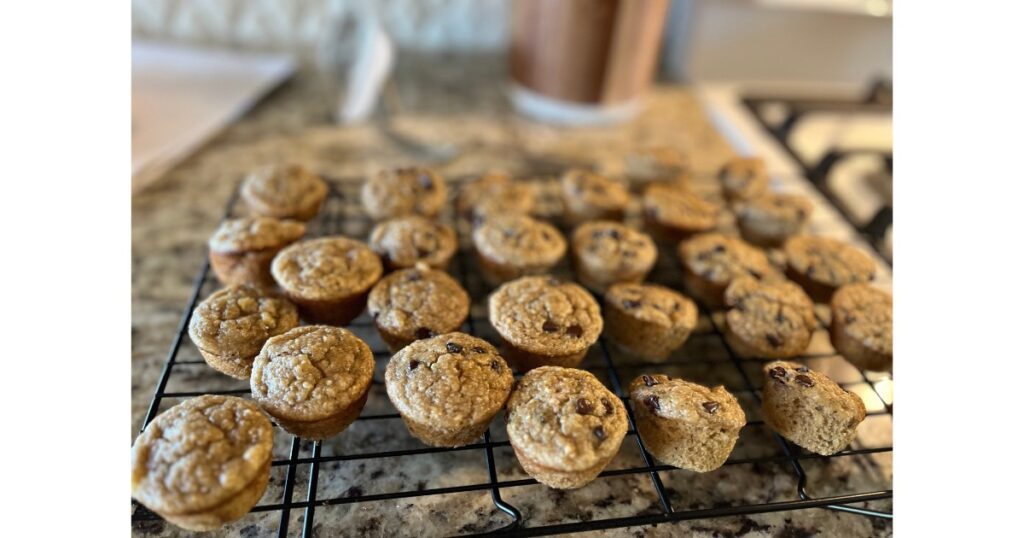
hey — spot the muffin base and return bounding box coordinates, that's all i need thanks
[572,254,649,296]
[680,264,728,310]
[155,459,270,531]
[643,214,711,245]
[722,321,809,360]
[785,267,839,303]
[563,207,624,228]
[210,249,280,287]
[196,347,254,380]
[375,318,466,354]
[762,396,861,456]
[270,390,370,440]
[400,413,494,448]
[499,337,588,372]
[603,305,691,362]
[830,322,892,372]
[282,290,371,326]
[242,195,324,222]
[736,223,788,249]
[476,251,555,288]
[511,444,613,489]
[634,415,738,472]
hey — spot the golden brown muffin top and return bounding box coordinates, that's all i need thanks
[472,214,566,267]
[679,233,779,286]
[241,164,327,215]
[719,157,769,201]
[643,183,721,231]
[489,276,603,356]
[724,277,816,357]
[784,236,876,287]
[271,236,383,300]
[605,283,698,330]
[831,283,892,356]
[571,221,657,275]
[560,169,630,212]
[628,374,746,429]
[367,266,470,341]
[361,166,448,220]
[368,216,458,269]
[457,172,535,218]
[208,217,306,254]
[188,285,300,360]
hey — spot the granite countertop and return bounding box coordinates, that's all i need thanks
[132,53,892,537]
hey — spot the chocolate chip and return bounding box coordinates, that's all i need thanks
[576,398,594,415]
[768,366,788,382]
[796,208,807,219]
[601,397,613,414]
[622,299,641,309]
[621,249,635,258]
[845,314,856,324]
[416,247,431,258]
[806,266,816,277]
[733,301,745,312]
[797,366,809,373]
[766,333,783,347]
[643,395,661,412]
[749,269,764,280]
[490,359,502,371]
[702,401,720,414]
[775,310,785,324]
[406,271,422,282]
[795,374,815,387]
[418,173,434,189]
[642,375,658,387]
[593,426,606,441]
[409,360,420,371]
[446,342,463,354]
[646,207,659,219]
[566,325,584,337]
[541,230,552,241]
[473,346,487,353]
[542,321,559,333]
[415,327,434,339]
[608,229,621,240]
[713,244,726,253]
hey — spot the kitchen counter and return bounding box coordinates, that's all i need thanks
[131,53,891,537]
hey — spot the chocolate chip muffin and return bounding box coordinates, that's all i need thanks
[385,333,514,447]
[628,374,746,471]
[719,157,769,203]
[603,283,698,362]
[368,216,458,271]
[240,164,328,221]
[472,214,566,287]
[250,325,374,439]
[489,276,603,371]
[830,284,892,372]
[643,182,721,240]
[678,232,780,309]
[208,217,306,287]
[361,166,448,221]
[457,172,535,221]
[131,395,274,531]
[762,361,867,455]
[570,221,657,294]
[723,277,815,359]
[783,235,876,302]
[506,366,628,489]
[367,265,470,352]
[734,192,813,248]
[188,285,300,379]
[559,169,630,225]
[271,236,383,325]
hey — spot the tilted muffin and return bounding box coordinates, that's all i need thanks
[271,236,383,325]
[368,216,458,271]
[830,284,892,371]
[506,367,628,489]
[361,166,447,221]
[131,395,274,531]
[188,285,299,379]
[240,164,328,221]
[559,169,630,225]
[457,172,535,221]
[783,235,876,302]
[723,277,816,359]
[628,374,746,471]
[762,361,867,455]
[718,157,769,203]
[472,214,566,287]
[385,333,514,447]
[208,217,306,287]
[678,232,780,309]
[603,283,698,362]
[489,276,603,371]
[571,221,657,294]
[367,265,470,352]
[250,325,374,439]
[734,192,812,248]
[643,182,721,240]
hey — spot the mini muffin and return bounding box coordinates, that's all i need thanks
[367,265,470,352]
[385,333,514,447]
[188,285,300,379]
[783,235,876,302]
[559,169,630,225]
[271,236,383,325]
[628,374,746,471]
[762,361,867,455]
[472,214,566,287]
[488,276,603,371]
[570,221,657,294]
[361,166,448,221]
[603,283,698,362]
[240,164,328,221]
[723,277,815,359]
[678,232,780,309]
[457,172,535,221]
[623,146,690,188]
[506,366,628,489]
[368,216,458,271]
[830,284,892,371]
[718,157,769,203]
[131,395,274,531]
[250,325,374,439]
[734,192,813,248]
[643,183,721,240]
[208,217,306,287]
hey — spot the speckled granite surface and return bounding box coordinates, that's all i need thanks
[131,53,892,537]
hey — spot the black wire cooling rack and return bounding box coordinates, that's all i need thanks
[132,175,893,536]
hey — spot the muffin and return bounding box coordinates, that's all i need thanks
[762,361,867,455]
[723,277,816,359]
[361,166,447,221]
[457,172,535,222]
[643,182,721,240]
[250,325,374,439]
[271,236,383,325]
[367,265,470,352]
[208,217,306,287]
[603,283,698,362]
[830,284,892,371]
[385,333,514,447]
[472,214,566,287]
[559,169,630,225]
[719,157,769,203]
[623,146,690,188]
[131,395,273,531]
[628,374,746,471]
[570,221,657,294]
[506,366,628,489]
[678,232,780,309]
[240,164,328,221]
[187,285,300,379]
[734,192,813,248]
[368,216,458,271]
[783,235,876,302]
[489,276,603,371]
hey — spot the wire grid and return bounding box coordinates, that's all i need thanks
[132,176,893,536]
